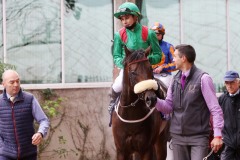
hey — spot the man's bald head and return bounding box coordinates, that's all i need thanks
[2,70,19,82]
[2,70,21,97]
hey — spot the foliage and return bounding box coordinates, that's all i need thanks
[41,88,57,100]
[37,88,66,158]
[0,62,16,82]
[41,88,63,118]
[42,98,63,118]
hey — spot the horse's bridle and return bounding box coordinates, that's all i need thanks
[127,57,149,66]
[120,91,145,108]
[121,57,150,108]
[116,56,158,123]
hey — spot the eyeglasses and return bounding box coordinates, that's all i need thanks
[116,7,132,14]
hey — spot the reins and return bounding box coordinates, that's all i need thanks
[203,148,214,160]
[127,57,149,67]
[120,97,140,108]
[120,92,145,108]
[115,101,156,123]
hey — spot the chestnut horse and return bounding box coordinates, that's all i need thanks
[111,47,169,160]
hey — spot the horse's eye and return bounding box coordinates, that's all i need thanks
[129,70,137,78]
[131,71,137,76]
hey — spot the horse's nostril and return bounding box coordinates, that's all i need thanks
[146,96,157,108]
[146,99,151,107]
[146,97,149,102]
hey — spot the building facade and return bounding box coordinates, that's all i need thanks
[0,0,239,90]
[0,0,239,159]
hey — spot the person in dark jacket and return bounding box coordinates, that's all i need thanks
[218,70,240,160]
[0,70,49,160]
[155,44,224,160]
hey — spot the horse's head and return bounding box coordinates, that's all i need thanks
[122,46,158,108]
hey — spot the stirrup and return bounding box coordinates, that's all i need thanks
[108,104,114,115]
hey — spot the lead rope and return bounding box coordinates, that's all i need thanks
[203,148,214,160]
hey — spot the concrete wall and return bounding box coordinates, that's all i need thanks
[27,88,115,160]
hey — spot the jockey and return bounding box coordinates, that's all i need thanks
[108,2,162,114]
[150,22,177,87]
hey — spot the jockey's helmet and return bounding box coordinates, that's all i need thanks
[114,2,141,19]
[151,22,165,35]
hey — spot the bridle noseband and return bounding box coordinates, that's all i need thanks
[120,91,145,108]
[127,57,149,67]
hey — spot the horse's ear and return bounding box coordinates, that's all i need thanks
[145,46,151,57]
[124,45,131,57]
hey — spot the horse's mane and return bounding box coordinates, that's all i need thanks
[123,49,145,67]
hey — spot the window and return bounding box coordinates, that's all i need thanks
[1,0,113,85]
[64,0,113,83]
[182,0,227,85]
[6,0,61,83]
[140,0,180,46]
[140,0,240,90]
[229,0,240,71]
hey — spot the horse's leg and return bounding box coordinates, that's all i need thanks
[140,146,154,160]
[129,153,140,160]
[116,151,125,160]
[154,137,167,160]
[116,150,131,160]
[154,121,170,160]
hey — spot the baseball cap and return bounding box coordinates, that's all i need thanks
[224,70,239,81]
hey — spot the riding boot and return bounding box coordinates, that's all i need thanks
[108,89,121,115]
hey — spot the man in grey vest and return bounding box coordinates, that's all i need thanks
[155,44,224,160]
